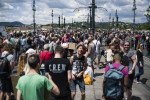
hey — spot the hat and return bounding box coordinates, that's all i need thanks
[76,44,86,50]
[25,48,36,54]
[36,35,39,38]
[44,44,49,50]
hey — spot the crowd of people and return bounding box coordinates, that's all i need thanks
[0,29,149,100]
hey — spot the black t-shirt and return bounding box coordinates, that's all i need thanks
[45,58,72,97]
[136,50,143,61]
[27,38,32,45]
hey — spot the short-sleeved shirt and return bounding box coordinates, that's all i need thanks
[45,58,71,97]
[105,63,128,78]
[1,52,15,62]
[40,51,52,62]
[16,73,53,100]
[126,51,134,72]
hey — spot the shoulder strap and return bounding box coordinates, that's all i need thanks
[42,52,48,62]
[118,65,125,71]
[108,64,114,69]
[3,53,10,58]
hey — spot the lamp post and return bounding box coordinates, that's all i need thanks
[32,0,36,34]
[51,9,54,29]
[64,17,65,28]
[58,15,60,28]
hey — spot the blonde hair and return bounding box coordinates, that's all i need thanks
[17,53,27,75]
[136,43,142,50]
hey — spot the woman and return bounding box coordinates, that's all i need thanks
[17,53,27,76]
[0,44,15,100]
[134,43,144,83]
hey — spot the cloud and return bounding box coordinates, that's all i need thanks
[0,0,149,24]
[0,2,14,10]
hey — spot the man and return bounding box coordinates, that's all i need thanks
[123,41,137,100]
[103,54,128,100]
[70,44,87,100]
[93,35,101,67]
[0,44,15,100]
[45,46,72,100]
[16,54,60,100]
[3,36,14,45]
[86,37,95,73]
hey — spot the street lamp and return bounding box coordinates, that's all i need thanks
[51,9,54,29]
[32,0,36,34]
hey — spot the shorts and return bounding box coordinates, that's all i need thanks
[95,53,100,62]
[87,58,93,66]
[71,76,85,92]
[1,77,13,93]
[50,94,71,100]
[127,73,135,89]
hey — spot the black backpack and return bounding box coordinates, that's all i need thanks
[0,54,11,78]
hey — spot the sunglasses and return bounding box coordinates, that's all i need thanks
[124,45,129,46]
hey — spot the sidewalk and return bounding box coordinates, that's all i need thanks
[75,55,150,100]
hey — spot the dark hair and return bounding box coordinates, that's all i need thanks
[28,54,40,69]
[55,46,64,54]
[3,44,14,54]
[31,43,36,49]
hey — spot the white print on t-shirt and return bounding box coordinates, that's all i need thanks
[49,64,66,73]
[72,60,84,75]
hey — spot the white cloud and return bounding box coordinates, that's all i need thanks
[0,0,149,24]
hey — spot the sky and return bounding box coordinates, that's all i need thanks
[0,0,149,25]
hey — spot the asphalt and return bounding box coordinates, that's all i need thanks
[11,44,150,100]
[74,52,150,100]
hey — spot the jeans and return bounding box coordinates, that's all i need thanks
[135,61,144,81]
[71,76,85,92]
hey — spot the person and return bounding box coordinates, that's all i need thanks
[16,54,60,100]
[93,35,101,67]
[45,46,72,100]
[3,36,14,45]
[134,43,144,83]
[61,37,69,59]
[86,37,95,73]
[83,66,93,82]
[0,44,15,100]
[70,44,87,100]
[105,43,115,64]
[49,37,57,57]
[103,54,128,100]
[141,33,146,49]
[123,41,137,100]
[40,44,52,62]
[68,34,76,56]
[17,53,27,76]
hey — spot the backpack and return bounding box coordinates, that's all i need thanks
[0,54,11,78]
[104,64,125,100]
[49,42,54,56]
[84,74,92,85]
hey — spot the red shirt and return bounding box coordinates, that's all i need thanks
[40,51,52,62]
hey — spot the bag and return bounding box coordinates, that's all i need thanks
[0,54,11,78]
[104,64,124,100]
[40,52,48,75]
[49,43,54,56]
[84,74,92,85]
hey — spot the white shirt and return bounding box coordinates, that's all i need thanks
[105,49,114,62]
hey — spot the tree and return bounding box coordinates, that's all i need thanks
[144,6,150,30]
[144,6,150,22]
